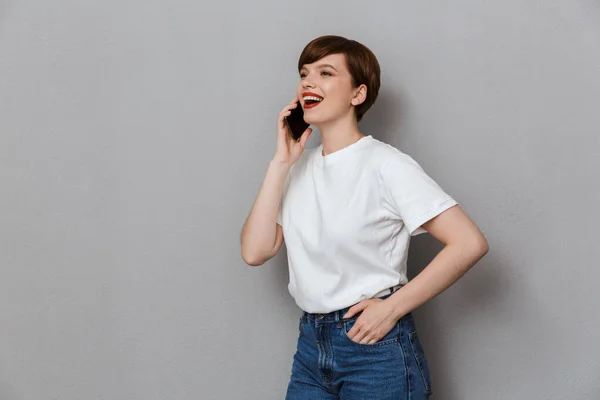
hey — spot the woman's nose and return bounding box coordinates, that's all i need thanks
[302,78,316,89]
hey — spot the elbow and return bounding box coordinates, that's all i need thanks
[239,227,280,267]
[453,233,489,264]
[241,249,266,267]
[243,255,265,267]
[240,232,266,266]
[473,235,489,260]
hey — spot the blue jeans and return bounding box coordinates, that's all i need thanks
[286,293,432,399]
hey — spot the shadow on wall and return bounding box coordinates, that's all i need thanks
[406,234,506,399]
[360,86,406,143]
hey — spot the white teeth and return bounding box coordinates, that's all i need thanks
[303,96,323,102]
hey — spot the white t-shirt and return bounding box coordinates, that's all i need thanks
[277,135,457,313]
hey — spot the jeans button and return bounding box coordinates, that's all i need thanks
[317,314,324,319]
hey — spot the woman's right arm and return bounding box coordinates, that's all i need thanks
[240,98,312,266]
[240,159,290,266]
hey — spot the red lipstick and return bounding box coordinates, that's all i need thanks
[302,92,324,110]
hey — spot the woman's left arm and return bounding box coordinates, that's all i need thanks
[386,204,489,320]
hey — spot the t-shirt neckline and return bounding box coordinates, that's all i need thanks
[316,135,373,166]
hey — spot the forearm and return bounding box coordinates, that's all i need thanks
[240,158,290,263]
[387,238,489,320]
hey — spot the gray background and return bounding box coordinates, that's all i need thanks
[1,0,599,399]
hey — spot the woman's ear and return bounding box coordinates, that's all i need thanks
[351,84,367,106]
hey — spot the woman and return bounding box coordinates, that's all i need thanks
[240,35,489,399]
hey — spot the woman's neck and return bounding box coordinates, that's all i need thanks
[318,116,364,156]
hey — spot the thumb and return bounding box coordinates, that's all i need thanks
[298,127,313,148]
[343,300,368,318]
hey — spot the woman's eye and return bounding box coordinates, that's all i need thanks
[299,71,331,78]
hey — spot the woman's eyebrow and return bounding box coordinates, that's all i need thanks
[301,64,338,72]
[317,64,337,71]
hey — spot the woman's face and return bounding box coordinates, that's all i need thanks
[296,53,364,126]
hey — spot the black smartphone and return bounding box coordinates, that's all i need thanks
[285,102,310,141]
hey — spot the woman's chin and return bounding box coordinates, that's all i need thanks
[303,114,327,126]
[303,117,318,125]
[304,111,345,127]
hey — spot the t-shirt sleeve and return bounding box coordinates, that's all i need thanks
[380,150,458,236]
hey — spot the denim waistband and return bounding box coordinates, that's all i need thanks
[302,286,403,323]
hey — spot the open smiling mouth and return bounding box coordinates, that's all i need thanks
[303,92,324,109]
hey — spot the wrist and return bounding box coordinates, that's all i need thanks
[270,157,292,170]
[386,291,409,321]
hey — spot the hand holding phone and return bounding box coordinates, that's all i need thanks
[274,99,313,166]
[284,101,310,141]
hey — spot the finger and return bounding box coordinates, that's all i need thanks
[344,306,356,319]
[284,99,298,110]
[359,335,371,345]
[348,320,366,340]
[298,127,313,147]
[353,329,368,344]
[281,103,295,114]
[343,301,368,318]
[360,331,378,345]
[280,100,297,115]
[278,110,292,130]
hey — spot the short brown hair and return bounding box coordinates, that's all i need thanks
[298,35,381,122]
